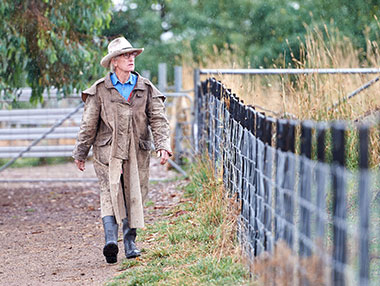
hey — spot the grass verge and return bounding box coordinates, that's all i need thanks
[106,158,251,286]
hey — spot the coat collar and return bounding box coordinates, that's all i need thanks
[105,71,146,91]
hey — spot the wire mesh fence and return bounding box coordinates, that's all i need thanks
[196,77,380,286]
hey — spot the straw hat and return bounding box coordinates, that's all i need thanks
[100,37,144,68]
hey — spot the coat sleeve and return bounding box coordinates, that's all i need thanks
[146,81,173,155]
[72,92,101,161]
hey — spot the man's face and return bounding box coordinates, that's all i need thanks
[113,52,137,73]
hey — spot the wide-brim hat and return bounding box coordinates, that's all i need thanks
[100,37,144,68]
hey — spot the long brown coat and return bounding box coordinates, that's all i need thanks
[73,72,172,227]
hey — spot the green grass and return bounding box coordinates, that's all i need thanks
[149,176,185,185]
[105,159,251,286]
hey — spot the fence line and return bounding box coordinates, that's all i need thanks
[196,77,379,286]
[198,68,380,75]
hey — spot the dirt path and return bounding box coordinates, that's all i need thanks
[0,158,186,286]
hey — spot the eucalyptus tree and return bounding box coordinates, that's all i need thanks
[0,0,113,103]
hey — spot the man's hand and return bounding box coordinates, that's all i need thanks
[157,150,170,165]
[75,159,86,171]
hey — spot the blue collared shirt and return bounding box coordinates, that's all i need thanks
[110,72,137,101]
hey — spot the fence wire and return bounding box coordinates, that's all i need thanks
[197,78,379,286]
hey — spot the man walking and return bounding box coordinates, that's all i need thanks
[73,37,172,263]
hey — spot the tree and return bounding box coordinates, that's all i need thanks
[105,0,380,73]
[0,0,113,103]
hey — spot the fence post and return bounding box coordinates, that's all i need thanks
[158,63,167,92]
[214,81,223,170]
[264,117,274,253]
[286,120,296,153]
[299,121,313,257]
[254,112,266,256]
[223,88,232,192]
[285,120,296,250]
[174,66,183,165]
[193,68,200,153]
[198,78,207,152]
[315,122,328,286]
[275,119,287,242]
[358,124,370,286]
[315,122,327,236]
[206,78,215,156]
[298,121,313,286]
[331,121,347,286]
[174,66,182,92]
[141,70,151,80]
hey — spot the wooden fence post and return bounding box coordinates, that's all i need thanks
[275,119,287,242]
[254,112,266,256]
[331,121,347,286]
[299,121,313,257]
[316,122,327,237]
[358,124,370,286]
[264,117,274,253]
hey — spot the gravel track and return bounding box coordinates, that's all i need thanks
[0,158,186,286]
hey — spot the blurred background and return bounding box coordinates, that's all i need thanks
[0,1,379,166]
[1,0,379,104]
[0,2,379,285]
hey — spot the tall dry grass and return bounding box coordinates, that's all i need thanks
[194,25,380,121]
[182,25,380,167]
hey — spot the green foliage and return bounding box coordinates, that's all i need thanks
[105,0,380,77]
[2,0,379,103]
[0,0,112,103]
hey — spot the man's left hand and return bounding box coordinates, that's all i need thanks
[157,149,170,165]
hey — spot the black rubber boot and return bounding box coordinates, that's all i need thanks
[102,216,119,264]
[122,218,141,259]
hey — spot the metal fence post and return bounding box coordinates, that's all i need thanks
[358,124,370,286]
[331,121,347,286]
[141,70,151,80]
[193,69,200,153]
[174,66,183,165]
[158,63,167,92]
[174,66,182,92]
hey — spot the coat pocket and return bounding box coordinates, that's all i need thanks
[94,132,112,147]
[111,98,128,105]
[93,144,111,166]
[139,139,152,151]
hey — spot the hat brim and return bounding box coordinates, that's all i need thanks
[100,48,144,68]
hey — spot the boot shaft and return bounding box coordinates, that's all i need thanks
[122,218,136,241]
[122,218,140,259]
[102,216,119,243]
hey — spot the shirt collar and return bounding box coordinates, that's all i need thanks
[110,72,135,85]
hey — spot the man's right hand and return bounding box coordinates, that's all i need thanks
[75,159,85,171]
